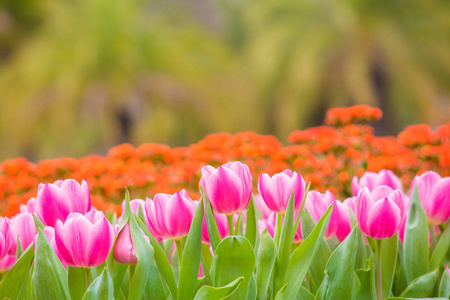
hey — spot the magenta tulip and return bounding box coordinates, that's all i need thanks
[335,201,351,242]
[9,212,37,255]
[35,179,92,227]
[410,171,450,225]
[0,254,16,272]
[305,191,340,240]
[356,186,404,239]
[113,223,149,265]
[0,218,12,260]
[146,190,196,240]
[55,210,114,267]
[200,162,252,215]
[352,170,402,195]
[202,213,229,244]
[258,169,306,214]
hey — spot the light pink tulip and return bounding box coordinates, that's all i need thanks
[146,190,196,240]
[352,170,402,195]
[258,170,306,214]
[55,211,114,267]
[356,186,404,239]
[114,223,149,265]
[410,171,450,225]
[253,194,272,220]
[0,255,16,272]
[266,211,302,243]
[9,212,37,255]
[200,162,252,215]
[305,191,340,240]
[0,218,12,260]
[43,226,66,266]
[20,197,36,214]
[202,213,228,244]
[35,179,92,227]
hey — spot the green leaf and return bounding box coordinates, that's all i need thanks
[273,192,295,295]
[355,269,373,300]
[381,234,398,298]
[234,211,243,236]
[386,298,448,300]
[126,188,155,300]
[178,198,204,300]
[430,223,450,271]
[274,284,287,300]
[144,262,167,300]
[32,213,45,231]
[68,266,87,300]
[245,195,258,249]
[283,205,332,300]
[210,236,256,299]
[293,182,310,238]
[82,268,114,300]
[438,267,450,298]
[403,186,429,283]
[0,243,34,299]
[201,187,222,252]
[200,244,213,285]
[315,226,360,300]
[400,269,440,298]
[256,230,277,300]
[32,229,70,300]
[193,277,243,300]
[297,286,314,300]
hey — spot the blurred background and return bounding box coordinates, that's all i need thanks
[1,0,450,162]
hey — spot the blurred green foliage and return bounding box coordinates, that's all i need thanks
[0,0,449,161]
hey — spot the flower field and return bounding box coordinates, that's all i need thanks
[0,105,449,299]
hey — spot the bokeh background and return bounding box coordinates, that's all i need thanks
[1,0,450,162]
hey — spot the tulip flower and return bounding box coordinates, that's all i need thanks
[335,201,351,242]
[9,212,37,255]
[356,186,404,239]
[43,226,66,266]
[20,197,36,214]
[0,218,12,260]
[199,162,252,215]
[410,171,450,225]
[202,212,229,244]
[146,190,196,240]
[352,170,402,195]
[258,169,306,214]
[55,211,114,267]
[35,179,92,227]
[305,191,340,240]
[0,255,16,272]
[114,223,149,265]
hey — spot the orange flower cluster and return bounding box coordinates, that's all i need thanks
[1,106,448,217]
[325,105,383,126]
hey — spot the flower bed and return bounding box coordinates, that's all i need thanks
[0,105,449,299]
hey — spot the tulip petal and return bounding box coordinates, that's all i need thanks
[415,171,441,215]
[164,192,195,239]
[206,166,243,214]
[64,215,91,266]
[356,187,373,236]
[371,185,394,202]
[428,178,450,225]
[85,217,113,266]
[367,198,401,239]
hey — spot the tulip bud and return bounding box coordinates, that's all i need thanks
[200,162,252,215]
[114,223,149,265]
[35,179,92,227]
[55,211,114,267]
[258,169,306,214]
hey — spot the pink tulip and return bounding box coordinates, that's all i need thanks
[200,162,252,215]
[352,170,402,195]
[43,226,66,266]
[9,212,37,255]
[356,186,404,239]
[266,211,302,243]
[35,179,92,227]
[146,190,196,240]
[20,197,36,214]
[398,194,411,242]
[0,218,12,260]
[114,223,150,265]
[305,191,340,240]
[202,213,228,244]
[55,211,114,267]
[0,255,16,272]
[335,201,352,242]
[253,194,272,220]
[258,170,306,214]
[410,171,450,225]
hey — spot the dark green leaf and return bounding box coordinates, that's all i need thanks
[245,195,258,249]
[68,266,87,300]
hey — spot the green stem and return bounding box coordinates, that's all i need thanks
[430,225,437,250]
[376,240,383,300]
[227,215,234,236]
[85,267,92,289]
[175,239,183,268]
